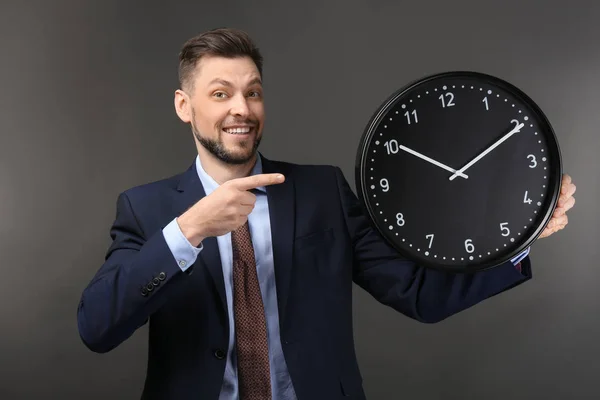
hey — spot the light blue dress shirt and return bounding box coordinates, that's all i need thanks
[162,154,298,400]
[161,154,529,399]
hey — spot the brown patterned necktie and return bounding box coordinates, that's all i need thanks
[231,221,272,400]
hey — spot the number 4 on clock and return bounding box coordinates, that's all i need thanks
[523,190,532,204]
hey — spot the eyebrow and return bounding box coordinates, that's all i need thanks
[208,77,262,87]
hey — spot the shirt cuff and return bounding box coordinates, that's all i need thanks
[162,218,203,272]
[510,247,530,266]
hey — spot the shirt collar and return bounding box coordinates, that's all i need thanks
[195,153,266,195]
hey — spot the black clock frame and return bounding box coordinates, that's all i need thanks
[355,71,563,273]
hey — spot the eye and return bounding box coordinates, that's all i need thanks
[248,90,262,98]
[213,91,228,98]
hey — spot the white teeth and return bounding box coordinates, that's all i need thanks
[225,127,251,134]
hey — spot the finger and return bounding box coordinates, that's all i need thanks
[560,182,576,199]
[547,213,564,230]
[540,218,566,238]
[558,184,576,207]
[552,213,568,227]
[238,203,255,216]
[567,182,577,198]
[553,200,574,217]
[560,177,574,195]
[553,205,565,217]
[230,173,285,191]
[562,195,575,212]
[239,191,257,206]
[539,228,551,238]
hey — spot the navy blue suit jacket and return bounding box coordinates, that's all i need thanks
[77,154,532,399]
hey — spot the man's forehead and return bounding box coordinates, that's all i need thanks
[195,56,261,84]
[206,77,262,87]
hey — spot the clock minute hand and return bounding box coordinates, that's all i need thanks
[399,145,468,178]
[449,119,525,181]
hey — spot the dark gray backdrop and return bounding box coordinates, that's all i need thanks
[1,0,598,399]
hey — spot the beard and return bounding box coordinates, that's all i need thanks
[191,108,261,165]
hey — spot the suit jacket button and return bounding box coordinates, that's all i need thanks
[158,272,166,281]
[146,283,154,292]
[214,349,226,360]
[152,277,160,286]
[141,287,148,296]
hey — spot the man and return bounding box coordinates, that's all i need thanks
[77,28,576,400]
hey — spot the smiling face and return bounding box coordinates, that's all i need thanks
[175,55,265,165]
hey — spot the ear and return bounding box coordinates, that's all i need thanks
[174,89,192,123]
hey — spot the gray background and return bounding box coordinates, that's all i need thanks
[1,0,598,399]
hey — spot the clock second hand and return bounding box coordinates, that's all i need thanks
[449,119,525,181]
[399,145,468,178]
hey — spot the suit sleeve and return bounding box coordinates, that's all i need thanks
[333,166,532,323]
[77,192,193,353]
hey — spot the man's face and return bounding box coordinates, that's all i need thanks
[184,55,264,165]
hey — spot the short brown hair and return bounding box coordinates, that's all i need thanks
[178,27,263,91]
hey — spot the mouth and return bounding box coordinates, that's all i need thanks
[222,126,255,136]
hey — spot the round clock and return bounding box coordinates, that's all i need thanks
[355,71,562,273]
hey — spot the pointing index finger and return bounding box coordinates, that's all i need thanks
[230,173,285,191]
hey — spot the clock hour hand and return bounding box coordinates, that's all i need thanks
[399,145,468,178]
[449,119,525,181]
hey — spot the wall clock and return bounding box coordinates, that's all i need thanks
[355,71,562,272]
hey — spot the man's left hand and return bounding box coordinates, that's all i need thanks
[539,174,576,239]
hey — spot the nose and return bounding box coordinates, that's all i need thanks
[230,94,250,117]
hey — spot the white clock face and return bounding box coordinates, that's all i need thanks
[356,72,562,271]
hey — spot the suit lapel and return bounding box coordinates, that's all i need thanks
[175,163,227,314]
[261,155,295,328]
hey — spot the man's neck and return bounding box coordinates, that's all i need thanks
[197,147,257,185]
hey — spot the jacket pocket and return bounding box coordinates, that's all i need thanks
[294,228,333,250]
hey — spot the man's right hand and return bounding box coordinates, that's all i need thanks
[176,173,285,247]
